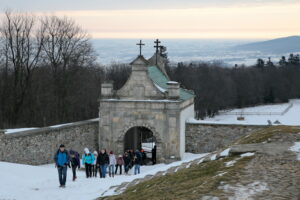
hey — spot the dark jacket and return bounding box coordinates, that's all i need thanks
[54,149,70,167]
[123,155,131,166]
[134,151,142,165]
[97,152,109,165]
[70,150,80,168]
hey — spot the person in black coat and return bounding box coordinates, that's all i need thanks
[69,150,80,181]
[123,152,131,174]
[152,145,157,165]
[97,149,109,178]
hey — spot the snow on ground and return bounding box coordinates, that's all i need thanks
[240,153,255,157]
[188,99,300,126]
[222,181,269,200]
[0,153,207,200]
[220,148,231,157]
[289,142,300,160]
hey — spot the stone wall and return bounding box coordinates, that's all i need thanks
[0,119,98,165]
[185,123,267,153]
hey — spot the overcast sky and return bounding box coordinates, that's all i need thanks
[1,0,300,39]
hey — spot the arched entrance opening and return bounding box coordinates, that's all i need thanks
[124,126,156,164]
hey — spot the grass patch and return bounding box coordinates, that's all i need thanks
[99,156,253,200]
[235,125,300,145]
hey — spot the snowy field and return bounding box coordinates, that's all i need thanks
[0,153,207,200]
[188,99,300,126]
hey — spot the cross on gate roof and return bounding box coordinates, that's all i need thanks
[154,39,161,53]
[136,40,145,56]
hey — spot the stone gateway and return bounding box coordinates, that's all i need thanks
[99,41,195,163]
[0,40,264,165]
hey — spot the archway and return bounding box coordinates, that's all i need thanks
[124,126,156,164]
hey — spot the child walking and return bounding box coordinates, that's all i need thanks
[70,150,80,181]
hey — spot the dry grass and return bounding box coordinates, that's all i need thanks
[99,125,300,200]
[99,156,253,200]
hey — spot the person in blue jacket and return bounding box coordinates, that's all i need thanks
[82,148,95,178]
[54,144,70,188]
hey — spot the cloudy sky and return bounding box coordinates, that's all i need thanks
[1,0,300,39]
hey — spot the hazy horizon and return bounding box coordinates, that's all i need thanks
[1,0,300,39]
[91,38,299,66]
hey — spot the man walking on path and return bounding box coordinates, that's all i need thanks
[97,149,109,178]
[134,149,142,175]
[54,144,70,188]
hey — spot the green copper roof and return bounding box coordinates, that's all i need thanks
[148,66,195,101]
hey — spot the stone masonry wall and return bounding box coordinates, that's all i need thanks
[0,119,98,165]
[185,123,267,153]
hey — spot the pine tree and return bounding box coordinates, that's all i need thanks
[256,58,265,69]
[266,57,274,67]
[279,56,287,66]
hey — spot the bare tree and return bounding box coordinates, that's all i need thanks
[40,16,96,122]
[0,11,44,125]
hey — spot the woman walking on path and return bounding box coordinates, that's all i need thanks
[82,148,95,178]
[115,155,124,175]
[108,151,116,177]
[92,151,98,177]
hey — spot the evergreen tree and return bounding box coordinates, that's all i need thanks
[266,57,274,67]
[256,58,265,69]
[288,54,300,65]
[279,56,287,66]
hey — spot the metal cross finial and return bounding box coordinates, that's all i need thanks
[136,40,145,56]
[154,39,161,53]
[154,39,161,65]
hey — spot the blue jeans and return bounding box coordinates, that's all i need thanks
[57,166,67,186]
[124,165,129,174]
[108,165,115,176]
[100,164,107,178]
[134,164,140,175]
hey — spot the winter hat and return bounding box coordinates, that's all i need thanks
[93,151,98,155]
[84,148,90,154]
[59,144,65,148]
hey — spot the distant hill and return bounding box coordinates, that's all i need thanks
[234,36,300,54]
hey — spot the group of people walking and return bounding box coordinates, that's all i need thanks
[54,144,156,188]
